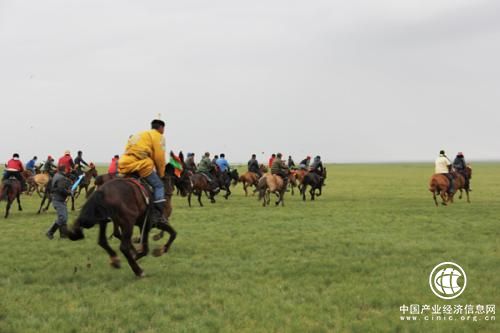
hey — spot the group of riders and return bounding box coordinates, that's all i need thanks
[434,150,472,193]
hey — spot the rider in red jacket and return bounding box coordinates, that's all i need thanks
[3,153,26,190]
[58,150,75,176]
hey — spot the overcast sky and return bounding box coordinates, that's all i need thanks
[0,0,499,164]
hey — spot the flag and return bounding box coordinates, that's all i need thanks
[169,153,183,178]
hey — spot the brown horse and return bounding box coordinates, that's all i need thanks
[67,176,177,277]
[187,173,218,207]
[429,167,471,206]
[257,173,287,207]
[73,166,98,199]
[0,178,23,218]
[239,165,268,196]
[86,173,117,198]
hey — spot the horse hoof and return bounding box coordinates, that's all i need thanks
[153,234,162,241]
[137,271,146,278]
[152,248,164,257]
[110,257,121,269]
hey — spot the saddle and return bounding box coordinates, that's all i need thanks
[123,173,151,205]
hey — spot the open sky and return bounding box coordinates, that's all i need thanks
[1,0,498,164]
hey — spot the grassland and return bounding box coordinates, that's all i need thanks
[0,163,498,333]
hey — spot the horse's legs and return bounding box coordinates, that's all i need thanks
[302,185,307,201]
[197,191,204,207]
[188,192,192,207]
[97,221,120,268]
[243,182,248,196]
[118,225,144,277]
[71,195,75,211]
[5,199,12,218]
[16,193,22,211]
[310,187,315,201]
[153,222,177,257]
[433,191,439,207]
[459,189,463,200]
[466,189,470,203]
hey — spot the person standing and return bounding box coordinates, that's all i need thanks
[46,165,72,239]
[118,119,168,225]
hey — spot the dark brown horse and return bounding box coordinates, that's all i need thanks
[187,173,218,207]
[300,172,324,201]
[67,174,177,277]
[0,178,23,218]
[86,173,117,198]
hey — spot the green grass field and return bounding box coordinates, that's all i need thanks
[0,163,498,333]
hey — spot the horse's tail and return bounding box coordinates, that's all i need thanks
[257,176,267,201]
[429,175,441,193]
[76,191,111,229]
[0,182,12,201]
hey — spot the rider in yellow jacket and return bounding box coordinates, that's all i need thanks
[118,119,167,225]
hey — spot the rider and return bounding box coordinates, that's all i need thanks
[108,155,120,176]
[287,155,295,169]
[248,154,261,177]
[3,153,27,191]
[42,155,57,176]
[453,152,471,191]
[216,153,230,173]
[74,150,89,175]
[25,156,38,175]
[118,119,168,226]
[435,150,454,193]
[58,150,75,180]
[299,156,311,169]
[46,165,72,239]
[271,153,289,185]
[310,156,324,175]
[198,152,219,191]
[184,153,197,172]
[268,154,276,168]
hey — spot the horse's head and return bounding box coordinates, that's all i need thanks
[259,164,268,173]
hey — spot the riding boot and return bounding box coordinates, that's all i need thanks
[46,223,59,240]
[59,224,68,239]
[150,201,168,227]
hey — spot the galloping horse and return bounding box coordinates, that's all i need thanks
[239,164,268,196]
[219,169,239,199]
[29,173,51,197]
[300,172,323,201]
[73,166,98,199]
[186,173,218,207]
[429,166,471,206]
[0,178,23,218]
[257,173,287,207]
[86,173,117,198]
[67,169,177,277]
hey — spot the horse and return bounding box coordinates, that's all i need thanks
[0,178,23,218]
[67,173,177,277]
[186,173,219,207]
[86,173,116,198]
[30,173,51,197]
[73,166,98,199]
[218,169,239,199]
[239,165,268,196]
[429,167,471,206]
[257,173,287,207]
[37,179,53,214]
[300,172,324,201]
